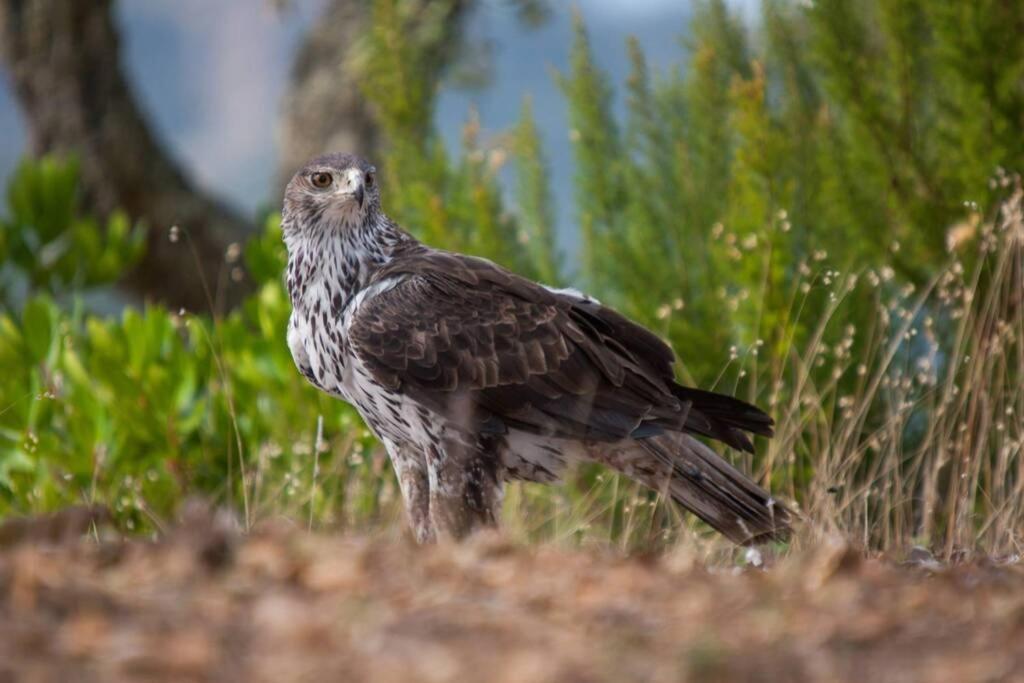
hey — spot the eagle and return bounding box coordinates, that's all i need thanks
[283,153,791,545]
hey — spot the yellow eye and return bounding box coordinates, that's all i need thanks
[310,172,332,189]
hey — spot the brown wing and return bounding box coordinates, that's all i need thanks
[349,251,772,448]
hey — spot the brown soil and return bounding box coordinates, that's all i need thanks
[1,504,1023,683]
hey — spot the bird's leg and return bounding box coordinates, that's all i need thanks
[384,440,434,544]
[426,436,503,541]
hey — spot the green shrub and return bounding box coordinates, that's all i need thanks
[0,156,144,307]
[0,211,382,532]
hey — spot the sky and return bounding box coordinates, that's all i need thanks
[0,0,751,248]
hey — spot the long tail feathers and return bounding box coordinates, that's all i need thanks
[671,386,775,454]
[638,434,791,545]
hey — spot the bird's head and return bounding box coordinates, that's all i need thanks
[283,153,380,232]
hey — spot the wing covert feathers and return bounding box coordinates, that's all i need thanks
[350,249,775,450]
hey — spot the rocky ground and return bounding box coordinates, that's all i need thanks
[1,504,1023,683]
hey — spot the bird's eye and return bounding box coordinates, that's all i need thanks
[365,171,375,189]
[310,172,332,189]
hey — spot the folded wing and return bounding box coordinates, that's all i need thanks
[349,251,772,450]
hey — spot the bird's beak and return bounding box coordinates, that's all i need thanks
[341,167,367,209]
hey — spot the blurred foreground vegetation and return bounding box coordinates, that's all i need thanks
[0,0,1022,556]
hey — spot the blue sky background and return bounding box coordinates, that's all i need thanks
[0,1,755,249]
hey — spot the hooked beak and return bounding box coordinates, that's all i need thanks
[341,167,366,209]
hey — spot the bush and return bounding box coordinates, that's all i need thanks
[0,156,144,307]
[0,184,381,532]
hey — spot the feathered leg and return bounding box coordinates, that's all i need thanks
[426,434,503,541]
[384,439,434,543]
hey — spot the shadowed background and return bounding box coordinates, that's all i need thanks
[0,0,704,248]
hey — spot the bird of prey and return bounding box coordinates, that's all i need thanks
[283,153,792,545]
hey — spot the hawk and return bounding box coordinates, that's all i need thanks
[283,153,791,545]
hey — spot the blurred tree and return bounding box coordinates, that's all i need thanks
[512,96,560,285]
[0,0,251,313]
[554,0,1024,377]
[276,0,504,190]
[1,0,548,311]
[350,0,556,282]
[277,0,550,191]
[275,0,382,192]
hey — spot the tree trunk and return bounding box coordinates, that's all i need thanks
[3,0,489,310]
[0,0,252,313]
[275,0,477,192]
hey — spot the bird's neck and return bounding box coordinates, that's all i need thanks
[285,211,416,316]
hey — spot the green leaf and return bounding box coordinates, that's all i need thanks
[0,447,36,489]
[21,296,57,365]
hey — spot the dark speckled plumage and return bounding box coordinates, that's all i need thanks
[282,153,792,545]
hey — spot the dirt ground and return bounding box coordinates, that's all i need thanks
[1,505,1023,683]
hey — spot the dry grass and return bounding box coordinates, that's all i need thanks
[498,181,1024,558]
[776,179,1024,556]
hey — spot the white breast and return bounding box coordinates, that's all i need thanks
[291,274,406,406]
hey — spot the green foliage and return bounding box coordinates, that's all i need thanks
[0,157,144,308]
[0,211,379,531]
[353,0,550,281]
[557,12,624,289]
[552,0,1024,380]
[512,97,560,285]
